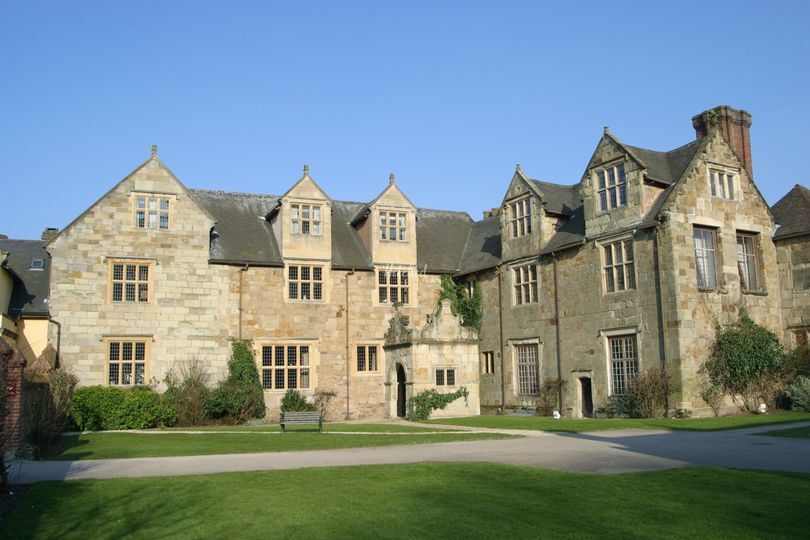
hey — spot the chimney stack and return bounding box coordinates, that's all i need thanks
[692,105,753,177]
[41,228,59,242]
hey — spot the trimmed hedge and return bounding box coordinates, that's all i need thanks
[72,386,177,431]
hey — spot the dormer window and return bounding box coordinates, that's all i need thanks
[709,169,737,200]
[509,198,531,238]
[134,195,170,230]
[380,211,407,242]
[597,163,627,211]
[291,204,321,236]
[30,259,45,270]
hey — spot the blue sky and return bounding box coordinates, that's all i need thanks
[2,1,809,239]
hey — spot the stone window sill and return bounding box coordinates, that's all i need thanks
[742,290,768,296]
[697,287,729,294]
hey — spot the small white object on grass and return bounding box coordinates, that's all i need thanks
[552,410,561,419]
[758,403,767,414]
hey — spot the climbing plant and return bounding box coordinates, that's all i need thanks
[701,313,783,411]
[406,387,469,421]
[438,275,482,331]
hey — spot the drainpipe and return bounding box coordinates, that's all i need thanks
[238,264,249,340]
[652,228,669,413]
[497,265,505,412]
[552,253,563,413]
[345,269,355,420]
[48,318,61,369]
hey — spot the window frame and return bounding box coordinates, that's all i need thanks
[693,226,719,290]
[287,264,324,302]
[509,197,532,239]
[596,162,627,212]
[290,203,322,236]
[355,344,380,373]
[108,259,154,304]
[30,258,45,270]
[482,351,495,375]
[602,238,636,293]
[708,167,738,201]
[379,210,408,242]
[604,332,639,396]
[258,343,314,392]
[514,343,540,395]
[435,367,457,387]
[377,268,411,305]
[512,262,538,306]
[735,231,762,292]
[132,193,172,231]
[105,337,150,386]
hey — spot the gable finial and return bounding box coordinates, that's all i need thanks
[603,126,611,135]
[389,173,395,185]
[516,163,522,173]
[151,144,158,159]
[303,164,310,176]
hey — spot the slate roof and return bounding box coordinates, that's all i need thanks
[189,189,473,273]
[0,239,50,319]
[624,139,702,185]
[455,215,502,277]
[771,184,810,240]
[530,180,580,216]
[189,189,282,266]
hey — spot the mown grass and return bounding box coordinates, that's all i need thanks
[56,431,509,460]
[428,411,810,433]
[158,423,454,433]
[3,464,808,539]
[761,425,810,439]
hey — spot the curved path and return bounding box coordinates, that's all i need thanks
[8,421,810,484]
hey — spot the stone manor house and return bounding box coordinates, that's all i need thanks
[3,105,809,419]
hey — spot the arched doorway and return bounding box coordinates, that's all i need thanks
[580,377,594,418]
[396,363,407,418]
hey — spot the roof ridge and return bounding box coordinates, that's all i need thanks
[625,138,700,155]
[530,178,578,189]
[189,188,280,198]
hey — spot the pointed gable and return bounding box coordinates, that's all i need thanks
[772,184,810,240]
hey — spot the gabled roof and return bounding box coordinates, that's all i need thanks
[623,139,702,185]
[771,184,810,240]
[0,239,50,318]
[331,201,374,270]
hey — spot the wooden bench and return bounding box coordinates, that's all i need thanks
[280,411,324,433]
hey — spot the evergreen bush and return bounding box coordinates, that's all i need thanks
[204,340,266,423]
[71,386,176,430]
[786,376,810,412]
[280,389,316,412]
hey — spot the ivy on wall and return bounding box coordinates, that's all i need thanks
[438,275,482,332]
[406,387,469,421]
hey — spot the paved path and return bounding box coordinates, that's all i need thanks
[8,421,810,484]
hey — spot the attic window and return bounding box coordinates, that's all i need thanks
[30,259,45,270]
[291,204,321,236]
[134,195,170,230]
[596,163,627,211]
[509,198,532,238]
[709,168,737,200]
[380,211,407,242]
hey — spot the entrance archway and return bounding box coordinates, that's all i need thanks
[580,377,594,418]
[396,363,407,418]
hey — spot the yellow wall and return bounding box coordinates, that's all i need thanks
[16,318,49,365]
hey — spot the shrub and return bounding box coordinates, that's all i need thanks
[697,377,725,417]
[23,370,79,453]
[406,387,469,421]
[204,340,265,423]
[602,394,635,418]
[702,313,784,411]
[163,359,211,426]
[626,366,676,419]
[72,386,176,430]
[786,376,810,412]
[280,389,316,412]
[535,378,566,416]
[313,389,337,417]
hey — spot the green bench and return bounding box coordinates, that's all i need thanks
[280,411,324,433]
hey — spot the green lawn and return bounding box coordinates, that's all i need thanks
[159,423,454,433]
[428,411,810,433]
[56,431,509,460]
[3,464,808,539]
[761,425,810,439]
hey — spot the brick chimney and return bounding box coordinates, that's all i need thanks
[41,227,59,242]
[692,105,753,177]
